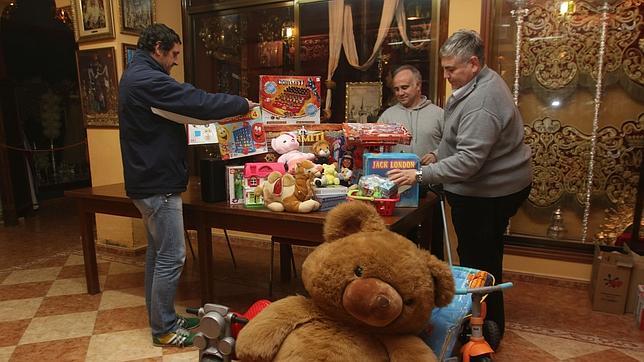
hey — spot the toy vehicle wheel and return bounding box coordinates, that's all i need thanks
[483,319,502,351]
[471,354,493,362]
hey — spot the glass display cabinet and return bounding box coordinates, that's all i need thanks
[184,0,447,123]
[485,0,642,254]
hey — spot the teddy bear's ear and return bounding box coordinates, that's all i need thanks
[323,202,387,242]
[424,252,455,308]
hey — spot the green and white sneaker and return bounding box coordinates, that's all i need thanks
[153,327,195,347]
[176,315,200,330]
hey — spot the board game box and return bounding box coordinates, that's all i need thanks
[362,152,420,207]
[214,107,268,160]
[260,75,322,124]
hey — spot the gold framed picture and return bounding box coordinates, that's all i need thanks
[76,47,119,128]
[70,0,116,43]
[345,82,382,123]
[120,0,155,35]
[122,43,137,69]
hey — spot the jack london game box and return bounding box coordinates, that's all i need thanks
[363,152,420,207]
[260,75,322,124]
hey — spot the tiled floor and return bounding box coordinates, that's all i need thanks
[0,197,642,361]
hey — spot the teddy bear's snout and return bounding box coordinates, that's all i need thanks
[342,278,403,327]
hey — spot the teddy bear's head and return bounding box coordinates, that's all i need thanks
[301,201,454,335]
[271,133,299,155]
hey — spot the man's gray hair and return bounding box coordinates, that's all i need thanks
[440,29,485,66]
[392,64,422,85]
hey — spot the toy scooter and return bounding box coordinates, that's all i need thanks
[187,300,271,362]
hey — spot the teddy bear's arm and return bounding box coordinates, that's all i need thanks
[377,335,438,362]
[236,296,318,362]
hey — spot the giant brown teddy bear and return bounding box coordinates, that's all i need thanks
[236,201,455,361]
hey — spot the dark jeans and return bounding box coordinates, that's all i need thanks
[446,184,531,336]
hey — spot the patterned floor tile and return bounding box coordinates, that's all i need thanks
[19,311,97,345]
[563,348,641,361]
[0,298,43,322]
[514,330,610,360]
[64,254,86,266]
[86,328,162,361]
[0,346,15,361]
[108,262,145,275]
[1,267,61,285]
[0,281,52,301]
[46,276,107,297]
[10,336,91,362]
[621,347,644,361]
[58,262,110,279]
[162,350,200,360]
[93,306,149,334]
[104,272,146,290]
[99,289,146,310]
[0,319,30,348]
[35,293,102,317]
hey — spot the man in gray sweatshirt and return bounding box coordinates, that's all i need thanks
[378,65,444,165]
[388,30,532,343]
[378,65,445,259]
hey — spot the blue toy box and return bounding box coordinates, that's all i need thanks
[362,153,420,207]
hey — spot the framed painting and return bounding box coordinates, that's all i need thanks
[120,0,155,35]
[345,82,382,123]
[70,0,115,43]
[76,47,119,127]
[122,43,137,69]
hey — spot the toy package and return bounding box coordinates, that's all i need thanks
[343,123,412,146]
[254,124,345,165]
[225,166,245,205]
[187,124,218,145]
[214,107,267,160]
[363,152,420,207]
[260,75,322,124]
[243,162,286,208]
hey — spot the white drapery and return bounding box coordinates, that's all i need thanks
[324,0,431,116]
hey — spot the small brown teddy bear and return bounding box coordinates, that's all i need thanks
[236,201,455,361]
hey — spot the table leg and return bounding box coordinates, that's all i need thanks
[280,243,293,282]
[196,218,214,304]
[78,202,100,294]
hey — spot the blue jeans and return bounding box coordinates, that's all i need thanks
[133,193,185,337]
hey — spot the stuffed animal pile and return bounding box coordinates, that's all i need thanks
[236,201,455,361]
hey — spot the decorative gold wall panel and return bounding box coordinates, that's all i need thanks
[525,114,643,208]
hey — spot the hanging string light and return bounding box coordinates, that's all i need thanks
[581,2,611,242]
[510,1,529,106]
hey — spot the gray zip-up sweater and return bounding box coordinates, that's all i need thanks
[422,67,532,197]
[378,96,444,157]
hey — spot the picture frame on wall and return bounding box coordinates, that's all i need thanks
[70,0,115,43]
[76,47,119,128]
[120,0,155,35]
[122,43,137,69]
[345,82,382,123]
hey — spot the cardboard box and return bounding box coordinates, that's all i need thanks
[624,243,644,314]
[363,153,420,207]
[214,107,268,160]
[225,166,245,205]
[589,245,633,314]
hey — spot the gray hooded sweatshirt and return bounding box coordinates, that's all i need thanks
[377,96,444,158]
[421,67,532,197]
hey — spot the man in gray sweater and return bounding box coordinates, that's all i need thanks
[378,64,444,165]
[378,64,445,259]
[388,30,532,342]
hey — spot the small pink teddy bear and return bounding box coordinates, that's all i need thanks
[271,133,315,172]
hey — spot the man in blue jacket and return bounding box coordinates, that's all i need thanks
[388,30,532,345]
[119,23,257,347]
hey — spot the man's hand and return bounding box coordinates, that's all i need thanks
[246,98,260,109]
[387,168,417,186]
[420,152,437,165]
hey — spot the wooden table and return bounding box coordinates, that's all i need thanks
[65,179,438,304]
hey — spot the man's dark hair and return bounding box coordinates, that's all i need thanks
[137,23,181,53]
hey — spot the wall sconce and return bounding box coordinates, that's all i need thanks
[281,20,295,42]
